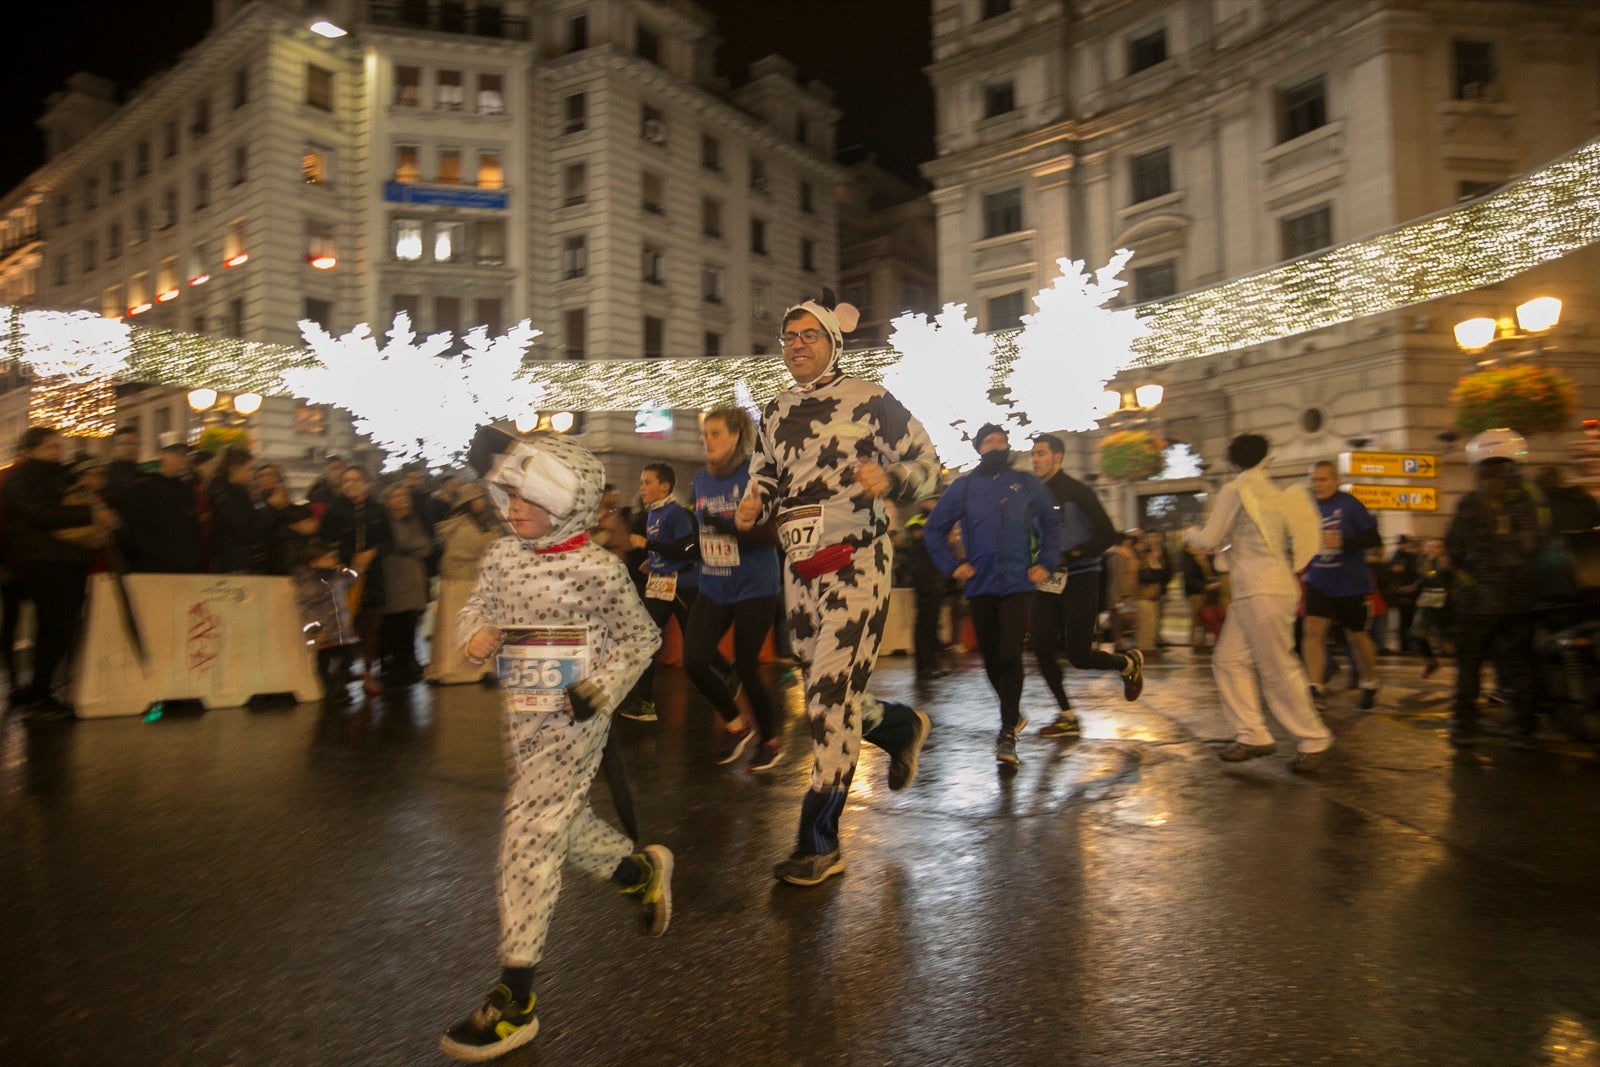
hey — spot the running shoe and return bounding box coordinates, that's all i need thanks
[439,985,538,1062]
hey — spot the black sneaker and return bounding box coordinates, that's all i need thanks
[888,708,931,791]
[620,844,673,935]
[439,984,539,1062]
[1358,686,1377,710]
[995,731,1020,766]
[773,849,845,886]
[1120,649,1145,701]
[619,699,657,723]
[714,724,754,766]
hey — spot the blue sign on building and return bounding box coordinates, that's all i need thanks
[383,182,508,210]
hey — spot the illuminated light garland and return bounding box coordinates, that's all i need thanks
[0,136,1593,416]
[280,314,545,471]
[10,306,133,382]
[29,375,118,438]
[886,302,1008,467]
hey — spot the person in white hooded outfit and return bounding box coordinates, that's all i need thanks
[438,430,671,1062]
[1184,433,1334,773]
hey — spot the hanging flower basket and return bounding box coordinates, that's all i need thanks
[194,425,250,455]
[1450,364,1577,437]
[1099,429,1165,481]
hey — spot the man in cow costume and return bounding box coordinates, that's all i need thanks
[439,430,671,1061]
[736,290,939,887]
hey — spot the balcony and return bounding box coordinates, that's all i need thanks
[365,2,529,41]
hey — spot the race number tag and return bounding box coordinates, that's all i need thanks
[1036,569,1068,595]
[700,530,741,569]
[777,505,825,561]
[644,572,678,600]
[496,627,589,714]
[1417,588,1447,609]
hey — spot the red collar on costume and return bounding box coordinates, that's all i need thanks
[533,531,590,554]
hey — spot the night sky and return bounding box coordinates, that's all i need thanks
[0,0,933,193]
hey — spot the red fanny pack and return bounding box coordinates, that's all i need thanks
[791,543,855,580]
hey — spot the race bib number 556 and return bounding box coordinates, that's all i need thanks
[497,627,589,714]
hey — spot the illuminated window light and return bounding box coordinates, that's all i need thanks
[128,302,153,316]
[309,20,347,38]
[189,273,211,287]
[156,289,180,303]
[225,252,250,268]
[309,254,338,270]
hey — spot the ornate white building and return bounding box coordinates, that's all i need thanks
[925,0,1600,533]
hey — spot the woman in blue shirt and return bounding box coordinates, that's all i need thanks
[687,406,785,771]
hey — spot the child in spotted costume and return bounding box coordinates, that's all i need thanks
[736,290,939,887]
[438,431,670,1062]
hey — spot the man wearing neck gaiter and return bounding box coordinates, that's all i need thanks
[923,424,1061,766]
[736,290,939,887]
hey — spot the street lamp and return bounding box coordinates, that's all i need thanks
[187,389,263,427]
[1454,296,1562,364]
[1098,381,1165,424]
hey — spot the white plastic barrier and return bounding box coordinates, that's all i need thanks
[425,578,492,685]
[73,573,322,718]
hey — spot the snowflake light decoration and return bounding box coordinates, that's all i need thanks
[885,302,1003,469]
[12,307,133,383]
[281,314,544,471]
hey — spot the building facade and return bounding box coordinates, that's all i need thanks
[924,0,1600,533]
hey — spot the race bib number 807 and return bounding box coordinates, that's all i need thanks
[777,505,825,561]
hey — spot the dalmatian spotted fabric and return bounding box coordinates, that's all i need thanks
[744,374,940,797]
[456,432,661,967]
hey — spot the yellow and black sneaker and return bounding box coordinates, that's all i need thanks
[619,844,674,935]
[439,984,538,1062]
[1120,649,1145,702]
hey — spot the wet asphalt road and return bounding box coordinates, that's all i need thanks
[3,643,1599,1067]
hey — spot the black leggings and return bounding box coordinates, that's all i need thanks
[635,585,729,704]
[684,594,779,740]
[968,592,1032,732]
[1032,572,1126,710]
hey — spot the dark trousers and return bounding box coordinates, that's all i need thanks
[1032,570,1126,711]
[380,610,422,676]
[2,578,29,690]
[14,561,88,704]
[635,584,728,704]
[684,594,779,740]
[1453,612,1537,734]
[969,592,1032,732]
[913,592,944,674]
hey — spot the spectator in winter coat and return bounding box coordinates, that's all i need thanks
[208,448,266,574]
[118,433,204,574]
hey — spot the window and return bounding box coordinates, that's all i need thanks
[135,141,149,178]
[107,221,121,259]
[129,272,150,312]
[563,234,587,279]
[435,296,461,335]
[109,159,123,194]
[987,291,1025,330]
[434,221,464,263]
[395,145,420,183]
[801,238,816,272]
[304,298,333,331]
[133,203,148,244]
[1133,262,1177,302]
[303,147,329,185]
[566,13,587,52]
[702,197,723,238]
[225,218,249,265]
[56,194,70,228]
[641,104,667,145]
[187,244,209,283]
[474,219,505,265]
[192,97,211,139]
[562,163,586,206]
[564,93,586,134]
[53,251,68,287]
[751,280,769,320]
[477,151,503,189]
[194,167,210,210]
[843,277,873,321]
[981,0,1011,18]
[1278,76,1326,143]
[750,217,767,255]
[800,181,814,214]
[983,81,1015,119]
[157,256,179,300]
[1281,204,1332,258]
[439,0,466,32]
[642,171,664,214]
[704,331,722,359]
[161,186,178,229]
[1129,28,1167,74]
[1454,40,1497,99]
[982,188,1023,237]
[702,264,723,303]
[306,64,333,110]
[394,218,423,261]
[225,296,245,335]
[1129,147,1171,203]
[564,308,586,358]
[643,315,665,358]
[102,284,124,319]
[84,177,98,210]
[231,143,248,185]
[395,65,421,106]
[475,297,503,336]
[165,119,179,158]
[437,148,462,184]
[437,69,464,110]
[81,236,96,273]
[476,72,504,115]
[233,67,249,109]
[392,293,421,324]
[642,243,664,285]
[636,23,660,63]
[701,134,721,172]
[749,156,768,194]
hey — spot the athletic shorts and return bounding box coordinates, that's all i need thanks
[1304,585,1370,632]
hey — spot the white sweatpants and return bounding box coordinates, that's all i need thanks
[1212,594,1332,754]
[497,711,633,967]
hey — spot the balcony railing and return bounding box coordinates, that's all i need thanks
[365,2,529,41]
